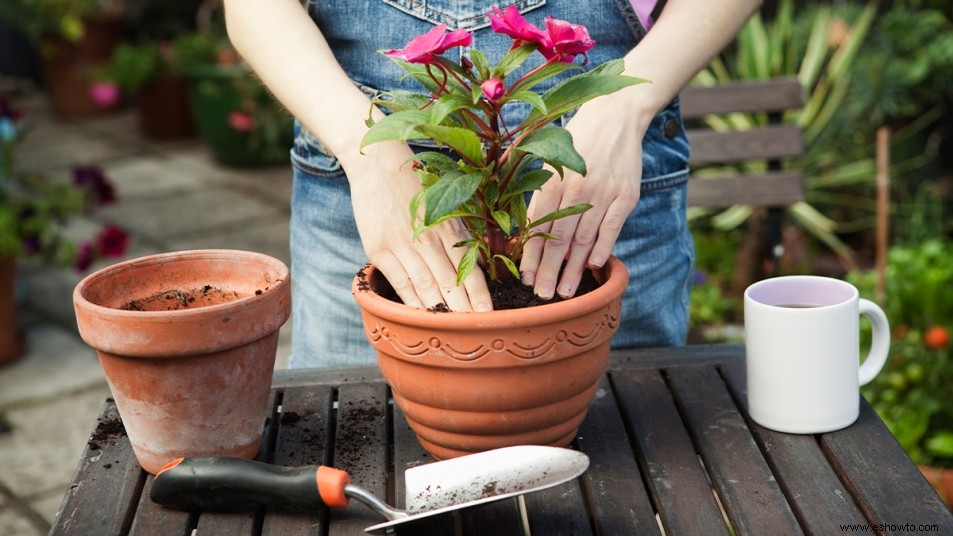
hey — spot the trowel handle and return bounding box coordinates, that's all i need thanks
[150,457,351,511]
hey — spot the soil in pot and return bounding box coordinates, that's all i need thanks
[119,286,241,311]
[362,264,601,311]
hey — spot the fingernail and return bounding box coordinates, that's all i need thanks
[475,301,492,312]
[588,255,605,269]
[557,285,574,299]
[522,273,535,286]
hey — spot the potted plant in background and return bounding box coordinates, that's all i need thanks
[352,7,641,459]
[1,95,129,365]
[849,239,953,507]
[0,0,127,119]
[186,41,295,168]
[92,32,220,138]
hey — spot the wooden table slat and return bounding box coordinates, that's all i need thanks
[575,375,661,535]
[261,385,334,535]
[329,383,391,534]
[612,368,732,535]
[666,365,803,535]
[719,362,870,532]
[821,403,953,533]
[50,399,147,536]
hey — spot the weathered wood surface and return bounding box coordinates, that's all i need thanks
[51,346,953,535]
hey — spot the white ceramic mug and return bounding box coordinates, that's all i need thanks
[744,276,890,434]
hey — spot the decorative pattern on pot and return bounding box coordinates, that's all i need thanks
[364,312,621,361]
[353,256,628,460]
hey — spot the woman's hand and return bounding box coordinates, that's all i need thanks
[519,94,650,300]
[346,141,493,312]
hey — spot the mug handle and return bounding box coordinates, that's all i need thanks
[858,298,891,386]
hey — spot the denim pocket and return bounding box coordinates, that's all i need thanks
[290,121,345,178]
[640,98,690,189]
[382,0,546,29]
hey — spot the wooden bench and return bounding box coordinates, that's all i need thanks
[679,77,805,289]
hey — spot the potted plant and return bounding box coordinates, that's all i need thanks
[1,95,129,365]
[849,240,953,507]
[72,249,291,474]
[352,7,642,459]
[183,39,294,167]
[93,32,220,138]
[0,0,127,119]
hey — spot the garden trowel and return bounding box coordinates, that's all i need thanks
[150,445,589,533]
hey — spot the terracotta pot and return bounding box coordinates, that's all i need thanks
[134,74,195,139]
[352,257,627,460]
[73,250,290,474]
[920,465,953,509]
[39,12,124,120]
[0,256,27,366]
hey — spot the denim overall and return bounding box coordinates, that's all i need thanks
[289,0,694,367]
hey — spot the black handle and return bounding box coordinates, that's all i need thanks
[150,457,330,511]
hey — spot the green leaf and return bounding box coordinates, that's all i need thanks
[518,127,586,175]
[495,43,536,77]
[360,110,430,148]
[424,170,483,225]
[526,60,646,124]
[455,245,481,285]
[491,210,511,233]
[373,90,431,113]
[527,203,592,229]
[505,90,547,114]
[494,254,521,279]
[509,61,580,96]
[415,124,484,164]
[925,432,953,457]
[501,169,553,202]
[413,151,459,173]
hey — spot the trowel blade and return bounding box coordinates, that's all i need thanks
[365,445,588,534]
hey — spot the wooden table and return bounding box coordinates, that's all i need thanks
[52,345,953,535]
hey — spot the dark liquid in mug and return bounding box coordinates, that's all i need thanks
[775,303,821,308]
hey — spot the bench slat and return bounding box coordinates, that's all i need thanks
[687,172,805,208]
[687,125,803,165]
[681,78,803,118]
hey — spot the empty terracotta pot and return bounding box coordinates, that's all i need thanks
[353,256,627,460]
[73,250,290,474]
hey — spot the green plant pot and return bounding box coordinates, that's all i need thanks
[187,65,293,168]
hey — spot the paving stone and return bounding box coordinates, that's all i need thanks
[0,386,109,499]
[0,324,105,408]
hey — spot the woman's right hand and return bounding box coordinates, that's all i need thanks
[345,141,493,313]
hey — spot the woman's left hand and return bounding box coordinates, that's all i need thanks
[519,94,649,300]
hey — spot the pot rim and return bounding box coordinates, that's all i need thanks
[352,255,628,328]
[73,249,290,322]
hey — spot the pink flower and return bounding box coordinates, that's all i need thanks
[481,78,505,102]
[89,82,120,107]
[227,110,256,132]
[384,24,473,64]
[488,6,550,49]
[541,17,595,63]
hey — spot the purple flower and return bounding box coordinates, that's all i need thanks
[74,242,95,272]
[72,166,117,206]
[96,224,130,257]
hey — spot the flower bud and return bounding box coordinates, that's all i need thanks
[481,78,505,102]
